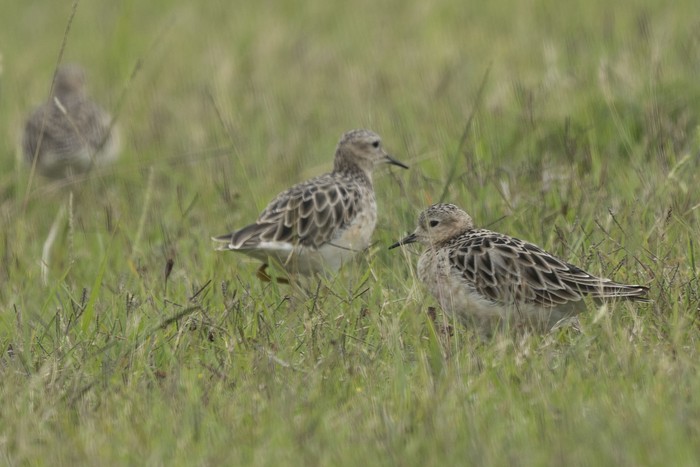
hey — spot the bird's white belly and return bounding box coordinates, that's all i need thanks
[266,202,377,276]
[316,203,377,272]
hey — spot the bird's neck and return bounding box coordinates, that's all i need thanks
[333,156,373,186]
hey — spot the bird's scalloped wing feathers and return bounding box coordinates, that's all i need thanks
[449,230,649,307]
[220,175,361,251]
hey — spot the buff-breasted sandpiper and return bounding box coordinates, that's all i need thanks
[390,203,649,334]
[214,129,408,279]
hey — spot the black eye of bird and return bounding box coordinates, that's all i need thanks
[371,141,380,148]
[429,220,439,228]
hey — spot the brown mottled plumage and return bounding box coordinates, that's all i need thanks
[213,129,408,277]
[390,203,650,334]
[23,64,120,179]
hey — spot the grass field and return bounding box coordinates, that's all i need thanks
[1,0,700,464]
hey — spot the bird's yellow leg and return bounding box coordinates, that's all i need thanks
[256,264,289,284]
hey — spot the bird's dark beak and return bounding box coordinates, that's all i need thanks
[384,154,409,169]
[388,232,417,250]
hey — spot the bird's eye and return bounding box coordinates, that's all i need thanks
[429,220,439,228]
[371,141,380,148]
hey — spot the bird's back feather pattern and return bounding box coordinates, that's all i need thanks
[447,229,650,308]
[214,172,370,252]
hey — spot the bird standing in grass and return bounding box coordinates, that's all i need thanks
[390,203,650,335]
[213,129,408,280]
[23,64,120,179]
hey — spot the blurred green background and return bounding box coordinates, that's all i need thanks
[1,0,699,464]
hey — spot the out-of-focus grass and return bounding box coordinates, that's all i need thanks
[1,0,699,464]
